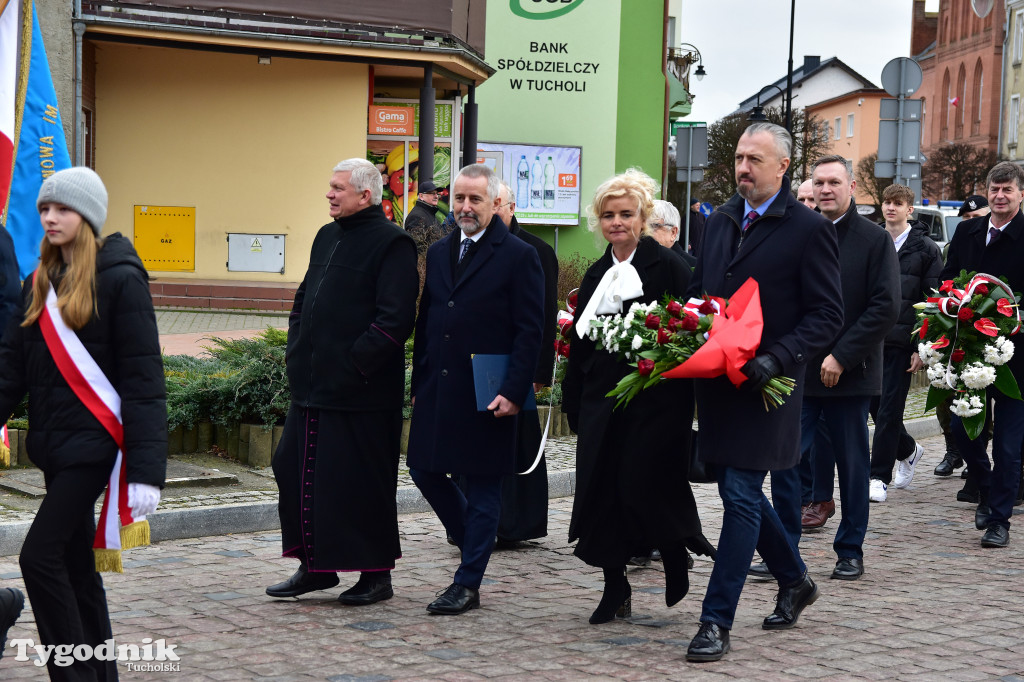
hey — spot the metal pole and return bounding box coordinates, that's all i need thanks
[684,126,693,252]
[418,64,435,187]
[786,0,795,133]
[895,61,906,186]
[462,84,477,169]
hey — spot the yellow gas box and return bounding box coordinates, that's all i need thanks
[133,205,195,272]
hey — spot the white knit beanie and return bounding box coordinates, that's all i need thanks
[36,167,108,235]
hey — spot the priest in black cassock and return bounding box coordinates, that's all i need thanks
[267,158,419,605]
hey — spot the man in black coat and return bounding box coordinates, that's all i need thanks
[408,164,544,614]
[687,197,706,256]
[685,123,844,662]
[941,161,1024,548]
[267,158,419,604]
[492,182,558,545]
[868,184,942,500]
[793,155,899,581]
[405,180,444,254]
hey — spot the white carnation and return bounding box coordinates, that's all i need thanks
[961,363,996,390]
[632,334,644,350]
[951,397,984,418]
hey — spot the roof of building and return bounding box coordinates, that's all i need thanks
[735,56,879,111]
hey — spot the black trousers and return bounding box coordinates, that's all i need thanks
[869,345,917,484]
[21,463,118,681]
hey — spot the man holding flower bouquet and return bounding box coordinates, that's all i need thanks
[940,161,1024,548]
[684,123,844,662]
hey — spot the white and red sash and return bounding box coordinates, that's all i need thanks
[36,276,149,573]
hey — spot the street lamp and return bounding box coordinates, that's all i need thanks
[668,43,707,91]
[749,84,786,121]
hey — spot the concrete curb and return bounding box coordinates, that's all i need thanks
[0,417,939,557]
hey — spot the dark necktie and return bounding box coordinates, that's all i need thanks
[459,238,472,262]
[742,210,758,232]
[988,227,1001,246]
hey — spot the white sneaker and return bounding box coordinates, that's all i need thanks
[893,442,925,489]
[869,478,887,502]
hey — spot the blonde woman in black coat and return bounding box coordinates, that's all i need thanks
[561,169,714,625]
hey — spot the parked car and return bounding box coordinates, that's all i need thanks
[912,202,962,248]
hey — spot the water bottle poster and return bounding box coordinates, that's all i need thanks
[474,142,582,226]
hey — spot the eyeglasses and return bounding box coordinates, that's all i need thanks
[649,222,676,230]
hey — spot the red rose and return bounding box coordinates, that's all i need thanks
[657,328,672,345]
[637,358,655,376]
[932,335,950,349]
[680,315,699,332]
[666,300,684,318]
[698,300,716,315]
[645,314,661,329]
[939,280,955,293]
[957,306,974,321]
[667,317,683,332]
[951,348,965,363]
[919,318,929,340]
[975,283,989,295]
[975,318,1000,337]
[557,318,573,339]
[997,298,1014,317]
[556,341,571,358]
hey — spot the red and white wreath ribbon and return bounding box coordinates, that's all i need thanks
[928,273,1021,335]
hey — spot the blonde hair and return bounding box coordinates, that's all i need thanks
[23,218,103,330]
[586,168,659,242]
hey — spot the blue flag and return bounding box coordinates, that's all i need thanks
[5,1,71,278]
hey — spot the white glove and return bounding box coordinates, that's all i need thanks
[128,482,161,519]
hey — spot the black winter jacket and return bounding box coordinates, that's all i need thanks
[804,202,900,397]
[0,234,167,486]
[286,205,419,411]
[887,223,942,349]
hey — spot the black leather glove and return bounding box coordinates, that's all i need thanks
[741,353,781,393]
[566,411,580,435]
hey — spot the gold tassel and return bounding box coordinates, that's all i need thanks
[119,520,151,551]
[0,440,9,467]
[94,548,123,574]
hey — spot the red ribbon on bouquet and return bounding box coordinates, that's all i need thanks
[661,277,764,386]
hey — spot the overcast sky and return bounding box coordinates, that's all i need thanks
[681,0,942,125]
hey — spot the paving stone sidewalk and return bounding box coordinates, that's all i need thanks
[3,432,1024,681]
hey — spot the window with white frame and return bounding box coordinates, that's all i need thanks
[834,117,841,139]
[847,113,854,137]
[1010,95,1020,145]
[1016,10,1024,63]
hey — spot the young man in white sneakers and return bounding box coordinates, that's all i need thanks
[868,184,942,502]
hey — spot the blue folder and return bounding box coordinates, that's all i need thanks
[471,354,537,412]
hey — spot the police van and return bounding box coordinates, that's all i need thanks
[912,200,962,248]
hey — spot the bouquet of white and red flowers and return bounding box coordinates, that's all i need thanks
[915,270,1022,439]
[584,278,795,409]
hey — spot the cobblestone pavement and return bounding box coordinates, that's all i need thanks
[4,433,1024,680]
[156,310,287,335]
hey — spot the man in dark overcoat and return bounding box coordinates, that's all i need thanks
[941,161,1024,548]
[790,155,899,581]
[408,163,545,614]
[267,158,418,605]
[492,182,558,545]
[685,123,844,662]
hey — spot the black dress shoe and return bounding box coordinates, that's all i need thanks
[686,622,730,662]
[338,572,394,606]
[934,452,962,476]
[956,479,979,504]
[427,583,480,615]
[747,561,772,580]
[0,587,24,659]
[830,557,864,580]
[981,524,1010,548]
[266,566,340,598]
[763,572,818,629]
[975,503,993,530]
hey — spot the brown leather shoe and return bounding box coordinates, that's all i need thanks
[801,499,836,530]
